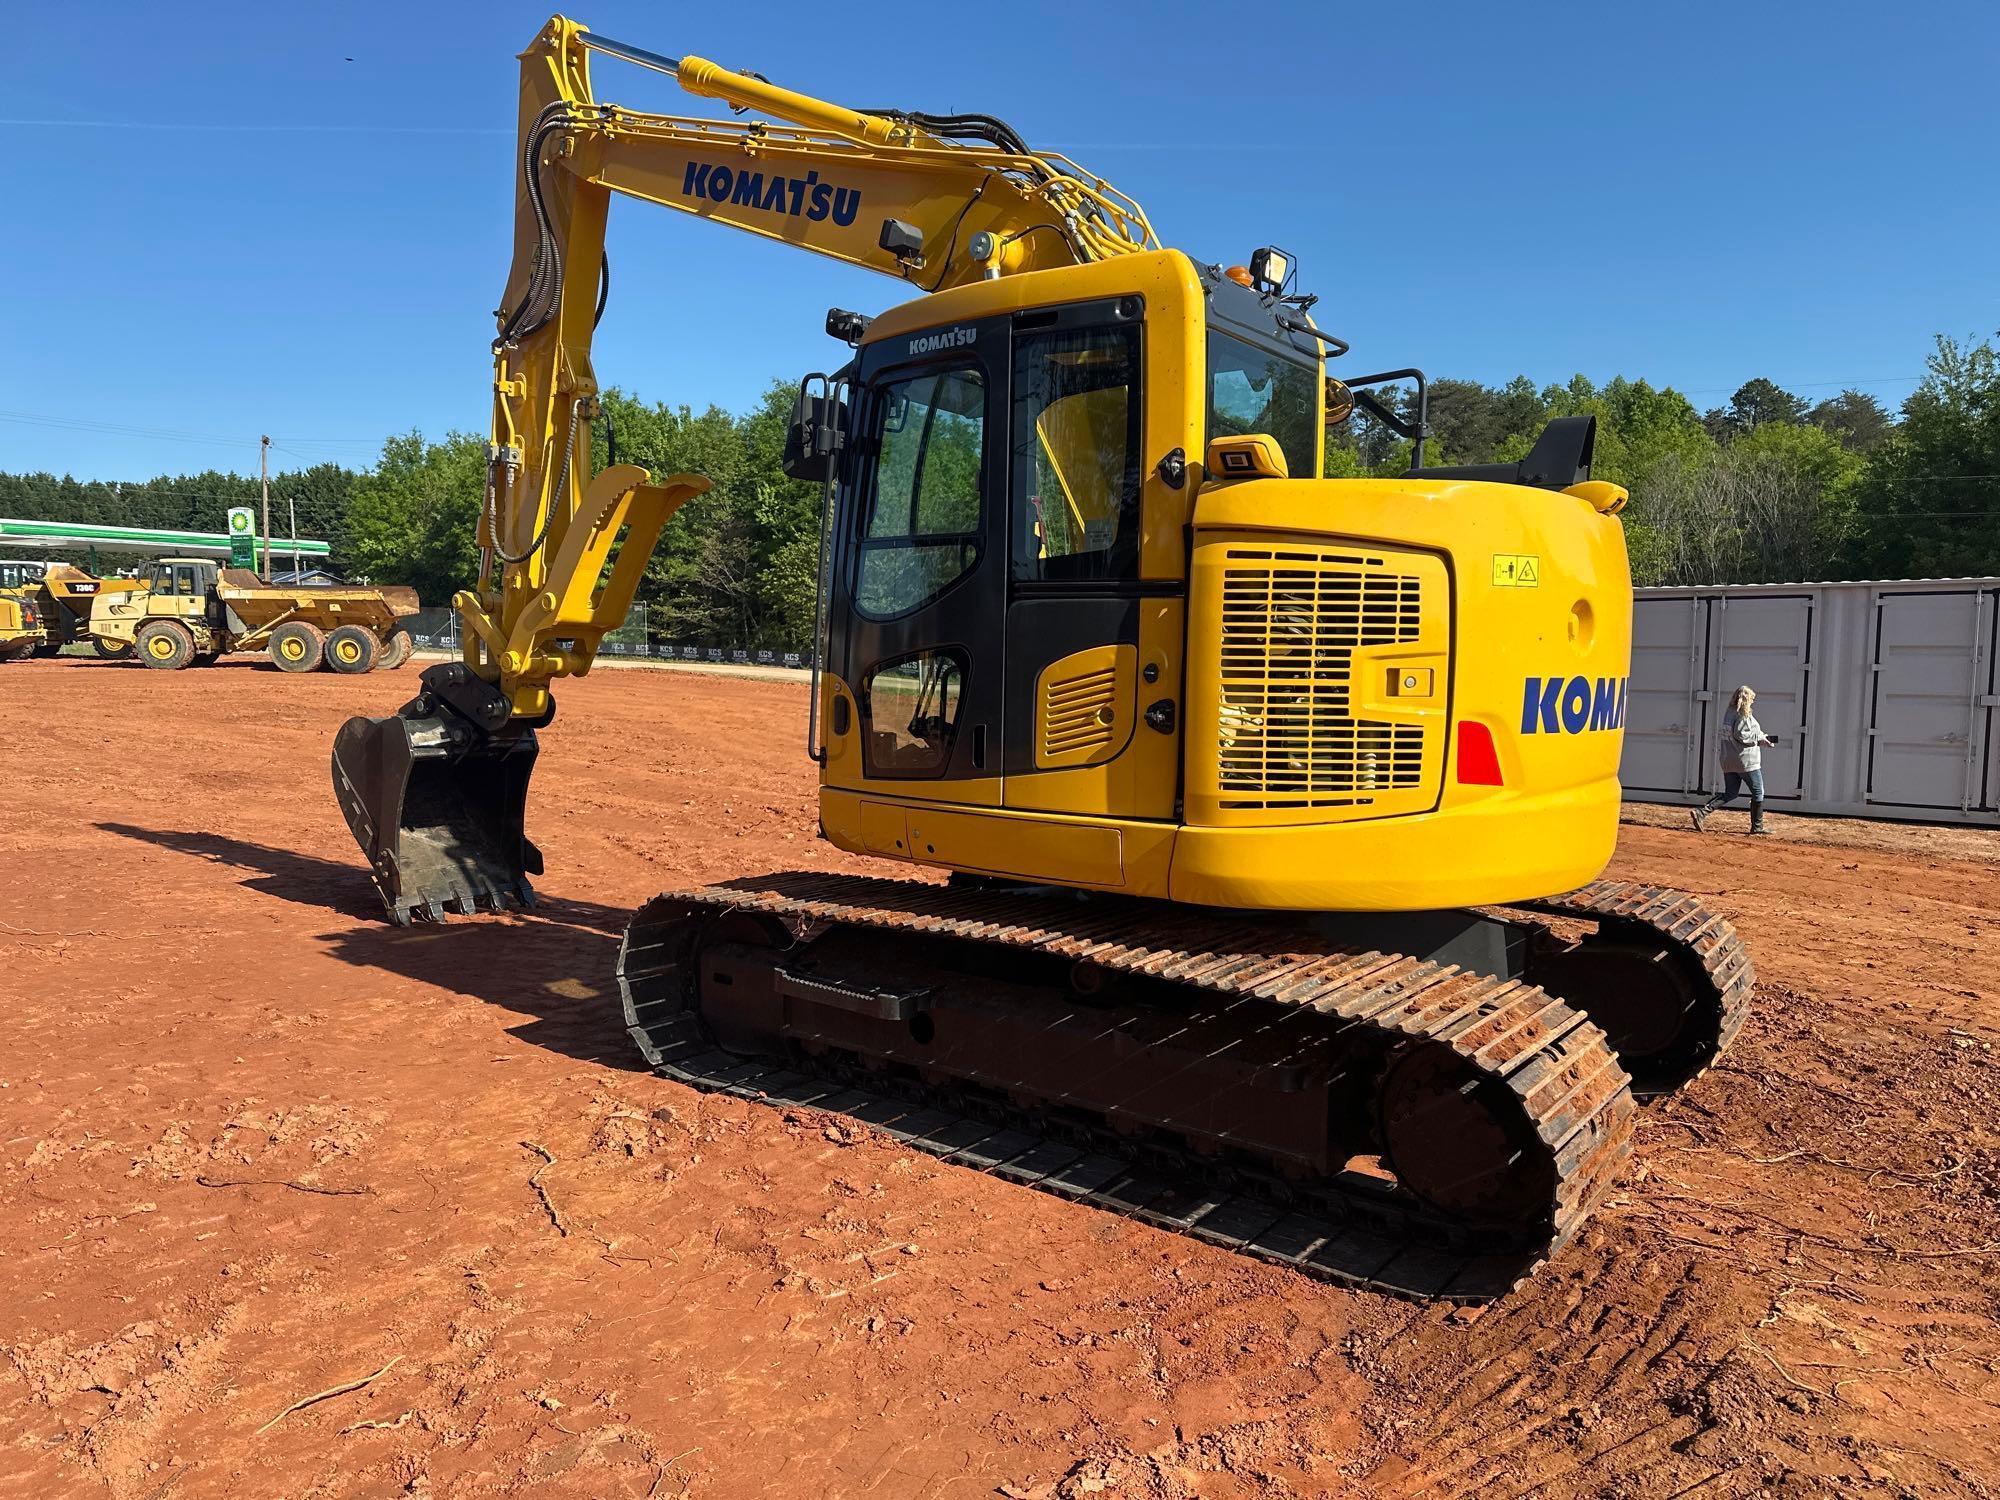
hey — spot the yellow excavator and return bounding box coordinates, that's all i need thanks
[332,17,1751,1298]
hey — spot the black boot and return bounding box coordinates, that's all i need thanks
[1691,798,1719,831]
[1749,799,1768,835]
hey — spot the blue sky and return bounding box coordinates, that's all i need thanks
[3,0,1995,482]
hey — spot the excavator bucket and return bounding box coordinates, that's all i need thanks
[331,663,543,924]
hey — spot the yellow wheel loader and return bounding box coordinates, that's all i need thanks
[89,558,420,672]
[0,590,46,662]
[331,18,1751,1299]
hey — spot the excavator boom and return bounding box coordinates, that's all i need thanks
[333,17,1153,922]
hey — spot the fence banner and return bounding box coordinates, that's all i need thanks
[405,602,812,670]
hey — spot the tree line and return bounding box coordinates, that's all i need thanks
[1326,334,1998,587]
[2,332,1993,651]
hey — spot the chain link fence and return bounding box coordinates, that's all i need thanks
[404,603,813,670]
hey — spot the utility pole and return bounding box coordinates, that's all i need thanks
[260,435,272,582]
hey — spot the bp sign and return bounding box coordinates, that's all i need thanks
[227,506,256,568]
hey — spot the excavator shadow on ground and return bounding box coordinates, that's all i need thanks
[95,820,1585,1300]
[94,822,636,1070]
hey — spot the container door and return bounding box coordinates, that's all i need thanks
[1984,589,2000,813]
[1867,590,1990,811]
[1710,594,1812,799]
[1622,596,1706,792]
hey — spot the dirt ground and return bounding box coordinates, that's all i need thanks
[2,655,1996,1500]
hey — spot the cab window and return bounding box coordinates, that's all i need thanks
[860,647,966,776]
[1012,323,1142,581]
[1207,331,1318,479]
[854,367,986,619]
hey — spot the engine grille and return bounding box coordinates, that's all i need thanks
[1217,547,1427,809]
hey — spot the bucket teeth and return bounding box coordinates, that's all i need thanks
[330,667,542,924]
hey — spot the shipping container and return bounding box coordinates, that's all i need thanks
[1622,579,2000,825]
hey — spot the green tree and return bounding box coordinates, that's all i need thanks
[1530,375,1710,489]
[1721,377,1808,435]
[0,462,357,573]
[340,431,485,602]
[593,382,822,649]
[1419,379,1512,466]
[1843,335,2000,577]
[1808,389,1894,452]
[1630,421,1863,585]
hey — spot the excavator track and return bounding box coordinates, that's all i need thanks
[1510,879,1754,1098]
[617,873,1647,1301]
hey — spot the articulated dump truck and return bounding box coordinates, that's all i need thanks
[2,563,147,658]
[91,558,420,672]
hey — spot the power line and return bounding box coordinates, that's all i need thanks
[1870,474,2000,484]
[0,409,379,456]
[0,118,507,136]
[266,444,366,466]
[0,409,266,446]
[2,484,331,501]
[1676,376,1924,396]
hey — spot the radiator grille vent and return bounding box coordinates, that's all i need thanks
[1042,665,1119,760]
[1218,548,1427,809]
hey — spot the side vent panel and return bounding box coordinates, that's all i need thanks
[1035,644,1137,770]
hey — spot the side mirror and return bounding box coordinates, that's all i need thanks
[1324,377,1356,427]
[782,376,846,484]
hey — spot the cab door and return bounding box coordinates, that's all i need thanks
[824,313,1010,807]
[148,563,202,621]
[1002,296,1182,821]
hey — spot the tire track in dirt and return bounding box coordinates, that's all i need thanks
[1,657,1995,1497]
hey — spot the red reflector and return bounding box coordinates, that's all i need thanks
[1457,720,1504,785]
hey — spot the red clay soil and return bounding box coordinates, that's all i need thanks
[1,655,1996,1500]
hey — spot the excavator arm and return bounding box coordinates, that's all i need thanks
[479,17,1155,716]
[332,14,1159,922]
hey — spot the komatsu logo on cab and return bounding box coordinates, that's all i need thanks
[907,327,976,356]
[1522,674,1629,734]
[679,162,861,227]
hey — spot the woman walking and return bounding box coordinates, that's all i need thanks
[1692,685,1776,834]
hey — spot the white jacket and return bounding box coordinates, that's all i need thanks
[1719,710,1764,774]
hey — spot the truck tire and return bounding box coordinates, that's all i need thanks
[136,620,195,671]
[269,620,325,673]
[325,624,379,674]
[377,626,414,671]
[93,636,134,660]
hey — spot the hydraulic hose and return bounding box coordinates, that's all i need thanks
[494,103,582,350]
